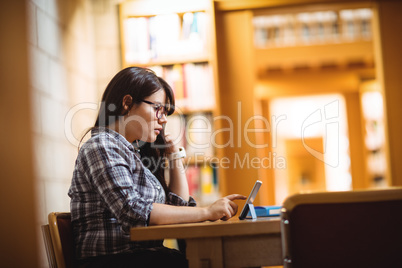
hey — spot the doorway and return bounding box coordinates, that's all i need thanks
[270,94,351,204]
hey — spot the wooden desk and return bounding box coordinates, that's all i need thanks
[131,217,282,268]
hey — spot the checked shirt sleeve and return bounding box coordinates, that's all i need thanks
[166,192,197,207]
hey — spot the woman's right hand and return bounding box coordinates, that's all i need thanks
[205,194,247,221]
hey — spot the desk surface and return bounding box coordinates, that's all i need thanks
[130,217,281,241]
[130,217,282,268]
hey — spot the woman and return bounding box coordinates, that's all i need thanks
[68,67,245,268]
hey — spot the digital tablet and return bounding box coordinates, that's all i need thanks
[239,180,262,220]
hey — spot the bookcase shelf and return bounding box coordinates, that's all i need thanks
[119,0,210,18]
[126,56,210,68]
[253,6,374,75]
[255,40,374,76]
[119,0,220,206]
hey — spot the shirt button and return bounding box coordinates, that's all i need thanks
[156,186,160,190]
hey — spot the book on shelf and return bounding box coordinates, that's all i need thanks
[123,11,209,64]
[183,62,215,110]
[186,165,200,198]
[164,112,214,159]
[163,64,187,108]
[185,112,214,158]
[253,8,372,48]
[149,63,215,112]
[185,164,219,205]
[201,165,213,194]
[124,17,150,64]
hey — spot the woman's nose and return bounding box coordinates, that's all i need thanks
[159,113,168,123]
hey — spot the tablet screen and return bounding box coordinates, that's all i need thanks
[239,180,262,220]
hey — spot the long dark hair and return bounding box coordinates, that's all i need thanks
[85,67,175,194]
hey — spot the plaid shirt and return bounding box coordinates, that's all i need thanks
[68,128,196,260]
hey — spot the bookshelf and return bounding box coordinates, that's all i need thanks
[253,6,375,75]
[119,0,220,205]
[253,8,373,49]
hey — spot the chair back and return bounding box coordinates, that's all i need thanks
[42,224,57,268]
[280,187,402,268]
[48,212,75,268]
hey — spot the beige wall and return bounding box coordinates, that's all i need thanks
[27,0,121,266]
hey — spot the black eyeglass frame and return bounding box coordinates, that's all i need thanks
[141,100,169,119]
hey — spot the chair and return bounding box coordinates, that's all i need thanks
[42,212,75,268]
[280,187,402,268]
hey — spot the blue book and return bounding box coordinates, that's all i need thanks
[247,205,282,217]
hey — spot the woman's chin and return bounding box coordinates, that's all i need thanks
[146,134,158,143]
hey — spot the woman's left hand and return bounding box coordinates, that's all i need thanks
[163,131,189,200]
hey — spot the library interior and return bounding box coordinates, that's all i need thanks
[1,0,402,267]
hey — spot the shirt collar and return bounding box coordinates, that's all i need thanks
[91,127,135,152]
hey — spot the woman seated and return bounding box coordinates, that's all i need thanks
[68,67,245,268]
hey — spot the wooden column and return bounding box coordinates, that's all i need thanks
[372,0,402,186]
[343,92,367,189]
[254,99,276,205]
[215,10,260,202]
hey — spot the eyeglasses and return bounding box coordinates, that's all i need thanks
[141,100,168,119]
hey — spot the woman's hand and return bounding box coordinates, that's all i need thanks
[163,130,190,200]
[206,194,247,221]
[163,131,179,155]
[150,194,246,225]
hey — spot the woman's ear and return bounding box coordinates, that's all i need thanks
[122,95,133,113]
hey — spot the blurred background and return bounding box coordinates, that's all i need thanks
[1,0,401,266]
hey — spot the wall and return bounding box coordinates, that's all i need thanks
[27,0,120,266]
